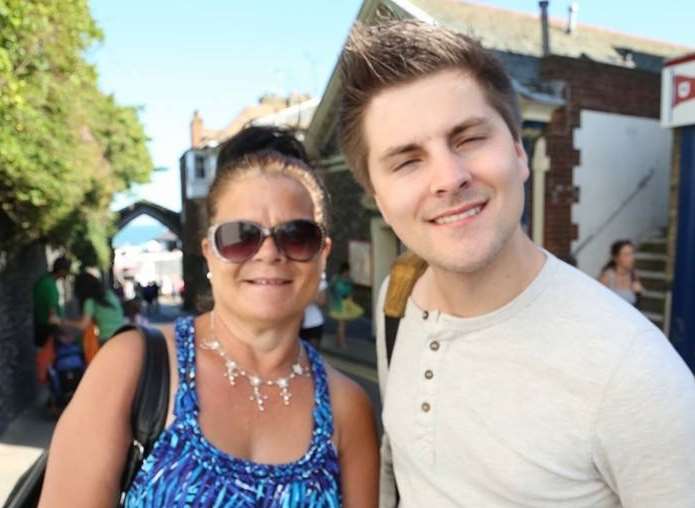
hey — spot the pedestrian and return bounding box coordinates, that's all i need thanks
[599,239,643,306]
[142,281,159,316]
[68,271,125,346]
[328,262,363,349]
[32,256,71,384]
[39,125,379,507]
[337,20,695,508]
[300,271,328,349]
[123,297,149,327]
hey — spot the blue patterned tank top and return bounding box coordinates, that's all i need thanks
[124,316,342,507]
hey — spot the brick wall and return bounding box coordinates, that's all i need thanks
[0,242,46,433]
[540,55,662,261]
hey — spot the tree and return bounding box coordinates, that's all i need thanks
[0,0,152,267]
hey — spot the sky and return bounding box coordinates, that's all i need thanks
[90,0,695,224]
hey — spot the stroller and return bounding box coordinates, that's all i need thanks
[47,339,86,412]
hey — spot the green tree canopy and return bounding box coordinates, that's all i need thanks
[0,0,152,267]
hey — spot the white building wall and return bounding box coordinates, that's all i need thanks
[184,150,217,199]
[572,110,672,278]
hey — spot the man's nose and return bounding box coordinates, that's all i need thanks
[430,149,472,196]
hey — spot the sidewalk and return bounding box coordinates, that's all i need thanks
[319,316,377,368]
[0,387,54,502]
[319,332,377,368]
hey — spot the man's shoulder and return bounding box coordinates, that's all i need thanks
[535,257,666,358]
[33,273,55,292]
[548,258,649,327]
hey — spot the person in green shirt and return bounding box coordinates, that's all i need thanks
[33,256,71,346]
[69,272,125,344]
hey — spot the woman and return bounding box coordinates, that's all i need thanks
[328,262,363,349]
[39,127,379,507]
[599,239,643,306]
[70,271,126,344]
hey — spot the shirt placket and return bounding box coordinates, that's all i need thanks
[414,309,445,467]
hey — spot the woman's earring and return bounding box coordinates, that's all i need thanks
[206,271,212,280]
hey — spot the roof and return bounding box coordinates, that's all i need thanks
[408,0,691,72]
[305,0,693,158]
[250,97,319,132]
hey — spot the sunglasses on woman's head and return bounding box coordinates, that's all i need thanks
[208,219,325,263]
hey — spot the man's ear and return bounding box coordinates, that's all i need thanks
[374,193,391,226]
[514,140,530,183]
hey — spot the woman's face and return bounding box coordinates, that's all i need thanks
[615,243,635,271]
[202,174,331,328]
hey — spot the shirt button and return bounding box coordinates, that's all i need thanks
[421,402,431,412]
[429,340,440,351]
[422,310,429,320]
[424,370,433,380]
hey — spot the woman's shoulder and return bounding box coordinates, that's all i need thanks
[598,267,615,284]
[322,362,378,456]
[324,363,374,426]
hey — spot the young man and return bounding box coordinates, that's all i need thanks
[33,256,71,383]
[338,20,695,508]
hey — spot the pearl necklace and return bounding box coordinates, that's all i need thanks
[200,312,311,412]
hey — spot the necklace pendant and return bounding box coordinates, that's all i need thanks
[249,385,267,411]
[224,360,238,386]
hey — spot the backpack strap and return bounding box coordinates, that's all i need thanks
[382,252,427,505]
[383,252,428,366]
[118,324,170,504]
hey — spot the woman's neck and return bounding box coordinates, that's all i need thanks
[200,310,302,377]
[615,265,630,276]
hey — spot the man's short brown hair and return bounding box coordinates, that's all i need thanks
[338,20,522,192]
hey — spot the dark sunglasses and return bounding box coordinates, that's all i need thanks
[208,219,325,263]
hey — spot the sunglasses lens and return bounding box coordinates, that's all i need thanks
[214,222,261,262]
[275,220,323,261]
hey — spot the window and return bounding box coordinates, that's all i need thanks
[194,154,206,179]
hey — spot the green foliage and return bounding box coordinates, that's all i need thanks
[0,0,152,267]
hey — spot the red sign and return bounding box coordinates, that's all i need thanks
[673,74,695,107]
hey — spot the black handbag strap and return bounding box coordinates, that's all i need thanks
[118,324,170,503]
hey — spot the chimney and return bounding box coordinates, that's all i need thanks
[190,110,203,148]
[539,1,550,56]
[566,1,578,34]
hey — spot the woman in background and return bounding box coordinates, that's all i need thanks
[70,272,125,344]
[328,262,363,349]
[599,240,643,306]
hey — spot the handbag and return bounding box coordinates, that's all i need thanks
[3,325,170,508]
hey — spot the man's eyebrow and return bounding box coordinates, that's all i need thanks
[378,117,491,163]
[448,117,489,137]
[379,142,421,163]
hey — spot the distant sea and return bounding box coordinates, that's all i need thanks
[113,224,167,247]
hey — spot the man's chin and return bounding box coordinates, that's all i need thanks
[408,239,502,275]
